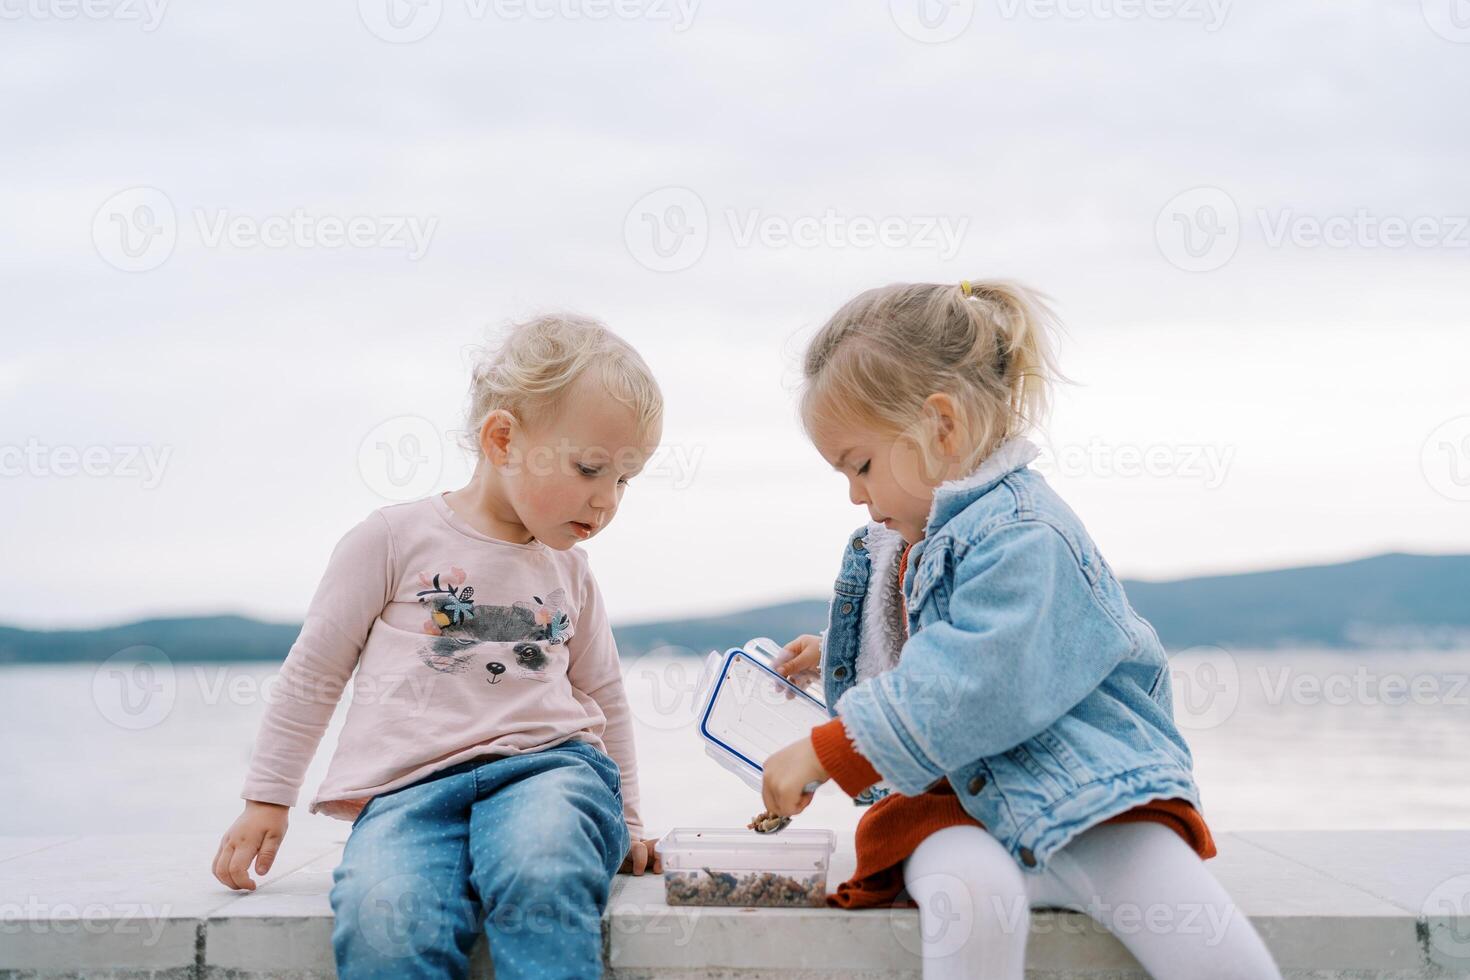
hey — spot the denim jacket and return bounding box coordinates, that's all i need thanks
[821,438,1202,872]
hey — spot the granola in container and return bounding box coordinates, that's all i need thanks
[655,827,836,908]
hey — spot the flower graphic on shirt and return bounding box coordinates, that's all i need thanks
[413,571,572,675]
[523,592,571,644]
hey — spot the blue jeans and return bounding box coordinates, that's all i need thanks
[329,739,630,980]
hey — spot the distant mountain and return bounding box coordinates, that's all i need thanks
[0,615,302,666]
[1,553,1466,665]
[1122,552,1470,651]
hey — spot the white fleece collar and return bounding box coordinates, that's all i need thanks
[922,436,1040,538]
[933,436,1040,497]
[854,521,907,684]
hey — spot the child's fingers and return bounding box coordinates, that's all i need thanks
[255,831,282,876]
[646,839,662,874]
[226,839,259,891]
[215,840,249,891]
[211,840,233,889]
[781,669,818,699]
[626,839,645,875]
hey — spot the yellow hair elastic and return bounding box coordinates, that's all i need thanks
[960,280,973,297]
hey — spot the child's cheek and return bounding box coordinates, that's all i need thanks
[533,475,581,519]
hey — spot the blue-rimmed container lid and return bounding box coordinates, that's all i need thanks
[693,638,831,793]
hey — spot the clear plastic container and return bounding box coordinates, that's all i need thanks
[655,827,836,907]
[692,638,832,794]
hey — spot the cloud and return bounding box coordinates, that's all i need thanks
[2,0,1468,625]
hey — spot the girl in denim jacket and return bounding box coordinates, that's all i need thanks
[762,281,1279,980]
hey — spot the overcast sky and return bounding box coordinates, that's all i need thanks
[3,0,1468,630]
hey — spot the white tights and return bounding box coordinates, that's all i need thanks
[901,822,1282,980]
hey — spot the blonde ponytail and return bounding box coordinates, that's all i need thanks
[800,279,1062,473]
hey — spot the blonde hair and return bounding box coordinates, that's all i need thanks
[460,313,663,454]
[800,280,1061,474]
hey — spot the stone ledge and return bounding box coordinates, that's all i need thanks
[2,832,1468,978]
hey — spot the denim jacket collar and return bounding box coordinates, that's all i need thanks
[924,436,1041,535]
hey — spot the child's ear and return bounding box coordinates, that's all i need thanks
[923,393,964,460]
[479,410,518,466]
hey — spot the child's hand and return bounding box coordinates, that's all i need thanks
[619,836,662,876]
[212,800,289,891]
[761,736,828,818]
[773,634,822,697]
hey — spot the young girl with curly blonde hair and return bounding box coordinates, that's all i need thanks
[212,314,663,980]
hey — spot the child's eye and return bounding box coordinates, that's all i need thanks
[577,464,600,477]
[618,476,631,486]
[857,461,871,476]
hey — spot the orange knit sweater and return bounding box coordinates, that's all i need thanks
[810,543,1216,910]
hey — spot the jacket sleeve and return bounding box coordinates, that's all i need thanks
[832,519,1136,796]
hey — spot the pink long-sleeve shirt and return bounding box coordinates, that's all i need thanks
[240,492,644,839]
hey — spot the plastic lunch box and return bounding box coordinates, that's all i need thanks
[690,637,833,794]
[654,826,837,907]
[655,639,836,907]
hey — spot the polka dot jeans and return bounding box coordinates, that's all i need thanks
[330,740,629,979]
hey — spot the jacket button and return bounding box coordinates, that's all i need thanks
[852,538,865,551]
[966,774,986,795]
[833,665,849,679]
[840,601,853,614]
[1018,847,1037,868]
